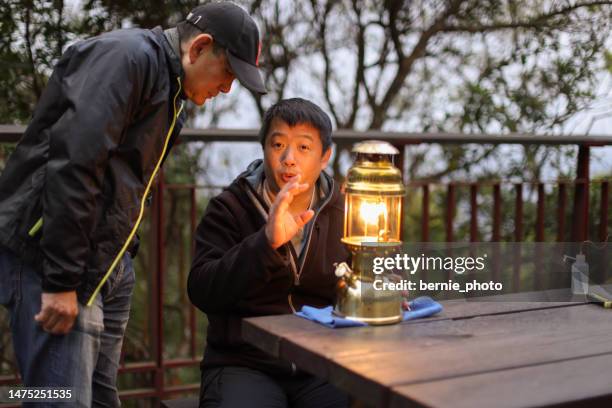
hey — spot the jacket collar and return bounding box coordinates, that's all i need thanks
[153,26,185,89]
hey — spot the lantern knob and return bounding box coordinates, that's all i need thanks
[334,262,352,278]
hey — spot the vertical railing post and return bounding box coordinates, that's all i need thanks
[492,184,501,241]
[392,143,405,184]
[572,145,590,241]
[470,184,478,242]
[146,185,157,395]
[557,182,567,242]
[445,184,455,243]
[536,183,545,242]
[535,183,545,289]
[189,187,197,358]
[599,181,609,242]
[600,181,610,282]
[421,184,429,242]
[153,168,166,405]
[445,184,455,282]
[514,183,523,242]
[513,183,523,292]
[492,183,501,282]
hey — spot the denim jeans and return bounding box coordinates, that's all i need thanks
[0,246,135,407]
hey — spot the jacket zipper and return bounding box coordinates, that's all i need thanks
[28,217,43,236]
[286,179,335,314]
[86,76,184,307]
[293,179,335,286]
[288,293,296,313]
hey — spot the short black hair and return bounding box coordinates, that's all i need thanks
[259,98,333,153]
[177,21,224,54]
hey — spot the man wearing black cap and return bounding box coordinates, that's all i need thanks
[0,2,265,406]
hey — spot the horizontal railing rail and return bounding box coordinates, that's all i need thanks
[2,124,612,145]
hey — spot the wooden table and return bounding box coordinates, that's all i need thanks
[242,292,612,408]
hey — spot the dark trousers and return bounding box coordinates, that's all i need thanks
[199,366,349,408]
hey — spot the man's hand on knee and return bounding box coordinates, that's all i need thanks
[35,291,79,334]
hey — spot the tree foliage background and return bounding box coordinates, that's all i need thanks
[1,0,611,404]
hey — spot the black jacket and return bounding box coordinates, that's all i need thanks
[0,27,186,304]
[188,160,348,376]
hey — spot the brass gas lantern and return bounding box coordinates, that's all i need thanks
[334,140,405,325]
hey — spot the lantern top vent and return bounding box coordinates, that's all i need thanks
[345,140,405,196]
[352,140,399,155]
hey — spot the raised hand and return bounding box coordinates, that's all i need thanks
[265,175,315,249]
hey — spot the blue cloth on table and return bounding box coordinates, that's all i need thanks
[295,296,443,328]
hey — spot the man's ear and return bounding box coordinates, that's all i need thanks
[320,147,332,169]
[187,33,214,63]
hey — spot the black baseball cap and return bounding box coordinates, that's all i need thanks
[185,2,267,94]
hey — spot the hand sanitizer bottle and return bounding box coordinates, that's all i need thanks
[571,254,589,296]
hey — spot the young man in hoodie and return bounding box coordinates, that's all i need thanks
[189,98,349,407]
[0,2,265,406]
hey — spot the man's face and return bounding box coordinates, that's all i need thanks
[263,118,331,197]
[182,34,235,106]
